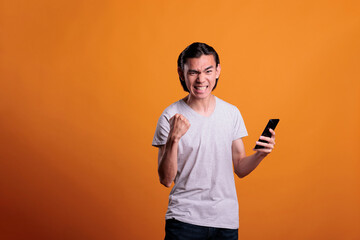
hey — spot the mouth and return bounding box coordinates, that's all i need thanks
[194,86,208,91]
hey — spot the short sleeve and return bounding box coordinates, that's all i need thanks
[233,107,248,140]
[152,113,170,147]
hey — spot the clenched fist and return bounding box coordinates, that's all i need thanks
[169,114,190,141]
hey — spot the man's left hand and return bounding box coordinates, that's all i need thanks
[254,128,276,154]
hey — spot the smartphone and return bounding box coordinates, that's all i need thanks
[254,119,279,149]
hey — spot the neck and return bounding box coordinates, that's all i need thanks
[184,94,216,116]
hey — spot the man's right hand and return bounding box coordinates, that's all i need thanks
[169,114,190,141]
[158,114,190,187]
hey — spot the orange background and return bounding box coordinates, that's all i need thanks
[1,0,359,239]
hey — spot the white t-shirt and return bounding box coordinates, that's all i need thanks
[152,96,248,229]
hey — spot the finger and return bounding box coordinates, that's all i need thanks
[170,113,180,120]
[169,114,181,126]
[259,136,271,142]
[174,114,185,122]
[256,141,274,149]
[260,136,275,145]
[254,148,272,154]
[269,128,276,139]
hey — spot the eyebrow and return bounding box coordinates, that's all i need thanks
[188,66,214,73]
[188,69,200,74]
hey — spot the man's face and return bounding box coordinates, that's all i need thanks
[180,54,221,100]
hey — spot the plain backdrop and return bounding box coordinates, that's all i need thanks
[0,0,359,239]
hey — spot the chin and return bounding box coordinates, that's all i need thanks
[190,91,211,99]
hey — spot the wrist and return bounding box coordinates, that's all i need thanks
[167,134,181,144]
[255,151,268,158]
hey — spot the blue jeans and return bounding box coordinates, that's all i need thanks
[164,219,238,240]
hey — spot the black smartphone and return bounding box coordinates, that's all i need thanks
[254,119,279,149]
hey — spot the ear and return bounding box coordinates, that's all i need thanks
[216,64,221,78]
[178,67,185,81]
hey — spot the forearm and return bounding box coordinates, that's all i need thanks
[158,136,179,187]
[234,151,267,178]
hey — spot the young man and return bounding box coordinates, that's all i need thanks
[152,42,276,240]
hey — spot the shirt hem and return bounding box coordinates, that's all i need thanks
[165,216,239,230]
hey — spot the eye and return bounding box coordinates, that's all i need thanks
[206,70,212,74]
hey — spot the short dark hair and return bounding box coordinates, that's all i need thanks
[177,42,220,92]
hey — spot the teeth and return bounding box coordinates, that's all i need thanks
[196,86,207,90]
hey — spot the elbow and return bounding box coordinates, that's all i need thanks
[158,171,173,187]
[162,182,172,188]
[235,170,247,179]
[159,177,172,188]
[158,166,175,188]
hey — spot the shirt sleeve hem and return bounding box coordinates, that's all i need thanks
[152,140,166,147]
[233,131,248,141]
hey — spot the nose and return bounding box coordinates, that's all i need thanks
[196,73,205,83]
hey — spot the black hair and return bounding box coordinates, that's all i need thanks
[177,42,220,92]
